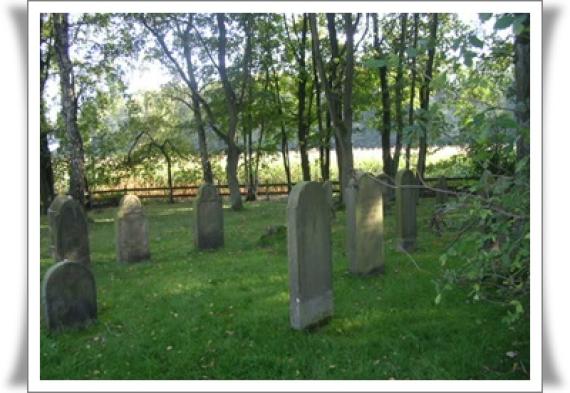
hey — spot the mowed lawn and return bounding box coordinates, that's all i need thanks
[39,196,530,380]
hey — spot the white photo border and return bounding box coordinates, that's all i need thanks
[28,1,542,392]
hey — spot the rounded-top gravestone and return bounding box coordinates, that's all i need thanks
[42,261,97,332]
[395,169,417,252]
[194,184,224,250]
[287,181,333,330]
[48,195,90,265]
[345,173,384,275]
[116,194,150,263]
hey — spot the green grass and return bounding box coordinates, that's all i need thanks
[39,197,529,380]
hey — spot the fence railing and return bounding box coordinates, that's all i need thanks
[87,177,479,207]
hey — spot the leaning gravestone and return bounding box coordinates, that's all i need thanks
[287,181,333,330]
[42,261,97,332]
[345,173,384,275]
[48,195,90,265]
[395,169,417,252]
[435,176,449,205]
[194,184,224,249]
[116,195,150,263]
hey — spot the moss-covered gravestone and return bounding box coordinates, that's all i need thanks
[194,184,224,250]
[395,169,417,252]
[42,261,97,332]
[435,176,449,205]
[48,195,90,265]
[345,173,384,275]
[287,182,333,330]
[116,195,150,263]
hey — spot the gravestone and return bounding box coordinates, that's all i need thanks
[116,194,150,263]
[345,173,384,275]
[194,184,224,249]
[376,173,395,204]
[42,261,97,332]
[395,169,417,252]
[435,176,449,205]
[48,195,90,265]
[322,180,335,219]
[287,181,333,330]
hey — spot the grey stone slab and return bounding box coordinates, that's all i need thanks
[47,195,90,265]
[194,184,224,250]
[42,261,97,332]
[395,169,417,252]
[287,181,333,330]
[345,173,385,275]
[116,195,150,263]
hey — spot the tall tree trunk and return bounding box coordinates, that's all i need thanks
[373,13,394,178]
[40,14,55,214]
[416,13,438,179]
[164,149,174,204]
[393,13,408,174]
[53,13,86,206]
[310,13,355,203]
[323,109,332,180]
[296,14,311,181]
[183,33,213,184]
[217,13,244,210]
[406,14,419,170]
[514,13,530,161]
[273,68,292,192]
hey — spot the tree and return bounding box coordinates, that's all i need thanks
[514,13,530,161]
[40,14,55,214]
[416,13,438,179]
[126,93,189,203]
[53,13,87,205]
[137,14,214,186]
[310,13,356,201]
[284,14,311,181]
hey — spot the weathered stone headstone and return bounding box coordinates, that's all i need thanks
[194,184,224,249]
[435,176,449,205]
[48,195,90,265]
[287,181,333,330]
[376,173,395,204]
[395,169,417,252]
[116,195,150,263]
[42,261,97,332]
[345,174,384,275]
[322,180,335,219]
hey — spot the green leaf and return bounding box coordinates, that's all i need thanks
[469,35,484,49]
[406,47,417,58]
[479,13,493,22]
[494,14,514,30]
[463,51,475,67]
[363,58,387,69]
